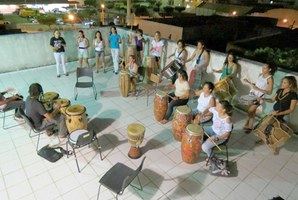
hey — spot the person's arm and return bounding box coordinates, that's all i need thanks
[180,49,187,65]
[168,51,175,58]
[273,99,297,116]
[92,39,95,48]
[185,50,196,63]
[76,38,79,48]
[230,63,238,77]
[254,77,274,95]
[194,89,202,96]
[0,95,19,106]
[261,92,277,103]
[118,35,122,44]
[61,37,66,48]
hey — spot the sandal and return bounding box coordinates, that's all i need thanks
[244,128,253,134]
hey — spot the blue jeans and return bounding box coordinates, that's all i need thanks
[202,126,226,157]
[163,92,188,120]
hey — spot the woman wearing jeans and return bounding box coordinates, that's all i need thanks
[50,30,68,78]
[108,26,122,74]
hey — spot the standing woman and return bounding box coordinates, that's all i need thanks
[125,55,139,96]
[130,29,145,66]
[150,31,164,75]
[50,30,68,77]
[185,40,210,90]
[167,39,187,84]
[213,52,238,80]
[76,30,90,68]
[161,69,190,124]
[243,63,275,132]
[108,26,122,75]
[93,31,106,73]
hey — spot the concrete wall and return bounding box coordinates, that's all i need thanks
[1,27,297,131]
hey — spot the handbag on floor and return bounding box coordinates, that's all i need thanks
[209,156,230,177]
[37,145,71,163]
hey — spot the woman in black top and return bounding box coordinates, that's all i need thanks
[261,76,298,120]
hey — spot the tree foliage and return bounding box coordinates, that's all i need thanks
[36,14,56,29]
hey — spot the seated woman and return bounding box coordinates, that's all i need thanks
[125,55,139,96]
[213,52,238,80]
[261,76,298,121]
[192,82,216,124]
[201,100,233,160]
[243,63,275,133]
[161,69,190,124]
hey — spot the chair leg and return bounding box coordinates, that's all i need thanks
[36,132,41,152]
[96,138,103,160]
[72,148,81,173]
[96,184,101,200]
[2,111,6,129]
[93,85,97,100]
[206,149,214,166]
[226,145,229,162]
[137,175,143,191]
[74,88,78,100]
[146,89,149,106]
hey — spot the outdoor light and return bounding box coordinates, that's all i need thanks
[101,4,105,9]
[186,4,190,9]
[283,19,288,23]
[68,14,74,21]
[232,11,237,16]
[270,1,273,4]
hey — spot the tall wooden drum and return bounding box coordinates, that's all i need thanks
[172,105,191,141]
[53,98,70,115]
[119,70,131,97]
[181,124,204,164]
[214,78,237,102]
[154,90,168,121]
[65,105,88,134]
[145,55,156,82]
[127,123,145,159]
[125,45,137,65]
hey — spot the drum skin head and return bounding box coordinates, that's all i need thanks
[127,123,145,135]
[54,98,70,106]
[66,105,86,115]
[186,124,204,136]
[156,90,167,97]
[176,105,191,114]
[43,92,59,101]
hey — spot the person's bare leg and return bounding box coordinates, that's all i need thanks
[85,58,90,68]
[95,56,99,72]
[79,58,83,68]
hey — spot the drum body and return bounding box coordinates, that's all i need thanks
[172,105,191,141]
[125,45,137,66]
[154,90,168,121]
[42,92,59,111]
[127,123,145,159]
[238,94,258,106]
[65,105,88,134]
[119,70,131,97]
[253,115,293,151]
[163,61,182,80]
[214,78,237,102]
[145,56,156,82]
[54,98,70,115]
[181,124,204,164]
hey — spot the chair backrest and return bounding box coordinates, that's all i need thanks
[222,125,233,145]
[77,67,94,82]
[120,156,146,193]
[149,74,161,84]
[18,108,36,130]
[76,129,95,147]
[137,66,145,82]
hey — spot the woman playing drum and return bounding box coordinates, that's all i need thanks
[243,63,276,133]
[166,39,187,84]
[185,40,210,90]
[213,52,238,80]
[192,82,216,124]
[93,31,106,73]
[201,100,233,160]
[129,29,145,66]
[261,76,298,121]
[125,55,139,96]
[160,69,190,124]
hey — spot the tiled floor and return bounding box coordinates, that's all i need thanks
[1,60,298,200]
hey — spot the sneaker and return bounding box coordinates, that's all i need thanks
[46,129,55,136]
[57,74,61,78]
[14,116,24,122]
[65,73,69,76]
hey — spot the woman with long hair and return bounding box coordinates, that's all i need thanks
[213,52,238,80]
[93,31,106,73]
[76,30,90,68]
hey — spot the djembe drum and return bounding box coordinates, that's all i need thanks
[154,90,168,121]
[253,115,293,153]
[53,98,70,115]
[238,94,258,106]
[172,105,191,141]
[119,70,131,97]
[127,123,145,159]
[65,104,88,134]
[214,78,237,102]
[181,124,204,164]
[41,92,59,112]
[145,55,156,82]
[125,45,137,65]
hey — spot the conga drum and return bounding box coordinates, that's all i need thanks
[127,123,145,159]
[119,70,131,97]
[145,55,156,82]
[154,90,168,121]
[214,78,237,102]
[41,92,59,111]
[172,105,191,141]
[125,45,137,65]
[253,115,293,153]
[53,98,70,115]
[65,104,88,134]
[181,124,204,164]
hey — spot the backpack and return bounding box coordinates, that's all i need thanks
[209,156,231,177]
[37,145,72,163]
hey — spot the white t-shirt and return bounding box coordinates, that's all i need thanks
[210,107,232,136]
[174,80,190,97]
[197,92,213,113]
[151,40,164,57]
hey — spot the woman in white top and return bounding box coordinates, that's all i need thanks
[161,69,190,124]
[125,55,139,96]
[185,40,210,90]
[243,63,275,133]
[150,31,164,75]
[192,82,216,124]
[76,30,90,68]
[201,100,233,159]
[93,31,106,73]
